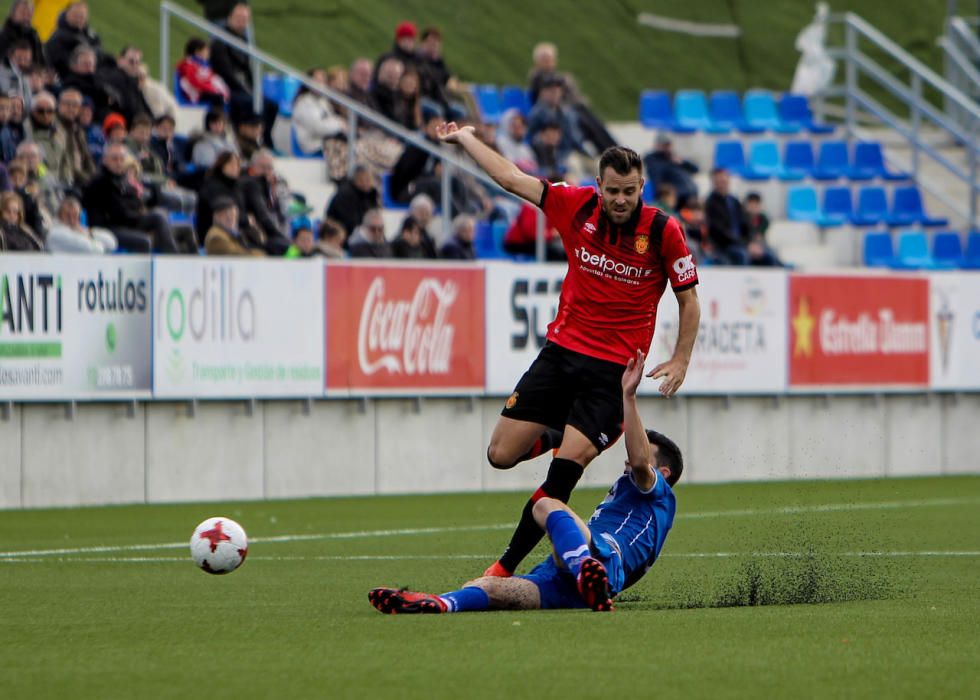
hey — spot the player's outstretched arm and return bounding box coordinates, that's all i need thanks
[648,287,700,398]
[622,350,655,491]
[436,122,545,205]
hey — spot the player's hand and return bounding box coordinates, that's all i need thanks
[621,349,645,397]
[436,121,475,144]
[647,357,688,397]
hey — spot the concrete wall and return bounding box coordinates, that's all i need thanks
[1,394,977,509]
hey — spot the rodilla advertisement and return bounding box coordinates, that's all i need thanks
[153,258,323,398]
[325,263,486,395]
[0,255,151,400]
[650,268,788,394]
[930,273,980,390]
[789,274,929,389]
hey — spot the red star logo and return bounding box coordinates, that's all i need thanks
[199,520,232,553]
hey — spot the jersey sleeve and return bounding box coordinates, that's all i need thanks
[661,217,699,291]
[538,181,595,235]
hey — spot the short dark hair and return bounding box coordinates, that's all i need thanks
[318,218,346,240]
[655,182,675,199]
[211,196,237,213]
[209,150,238,177]
[130,113,152,129]
[421,27,442,41]
[710,166,728,176]
[646,430,684,486]
[204,108,225,130]
[8,38,30,54]
[598,146,642,179]
[184,37,206,56]
[744,192,762,203]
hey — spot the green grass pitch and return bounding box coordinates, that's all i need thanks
[1,476,978,698]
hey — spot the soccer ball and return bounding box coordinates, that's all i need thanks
[190,517,248,575]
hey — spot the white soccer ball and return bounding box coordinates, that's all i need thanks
[190,517,248,575]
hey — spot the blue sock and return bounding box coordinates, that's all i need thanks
[545,510,590,577]
[439,586,490,613]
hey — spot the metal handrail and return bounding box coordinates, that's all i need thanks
[947,17,980,61]
[158,1,522,240]
[821,12,979,229]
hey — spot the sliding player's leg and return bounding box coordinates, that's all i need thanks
[368,577,541,614]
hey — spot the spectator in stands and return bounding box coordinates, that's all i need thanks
[102,111,126,143]
[0,39,32,111]
[374,21,419,85]
[0,190,42,250]
[371,57,404,124]
[705,167,749,265]
[204,196,265,257]
[678,197,706,263]
[394,68,422,131]
[347,57,376,111]
[195,0,242,22]
[241,148,290,254]
[45,1,104,78]
[316,218,346,258]
[233,109,262,163]
[129,113,196,215]
[348,208,392,258]
[26,91,67,181]
[82,141,179,253]
[15,140,58,227]
[55,88,95,186]
[191,108,236,169]
[503,201,564,260]
[97,46,151,124]
[416,27,464,120]
[741,192,783,267]
[0,1,45,69]
[496,109,537,173]
[45,195,117,253]
[439,214,476,260]
[653,183,678,216]
[527,74,583,163]
[151,114,196,189]
[407,193,437,258]
[210,2,277,147]
[284,222,319,258]
[137,62,178,121]
[527,42,615,154]
[292,68,346,153]
[6,160,41,234]
[61,45,119,122]
[530,117,567,180]
[325,162,380,237]
[176,37,229,108]
[643,134,698,209]
[391,216,427,259]
[79,95,103,160]
[195,149,248,245]
[388,110,441,203]
[0,94,21,161]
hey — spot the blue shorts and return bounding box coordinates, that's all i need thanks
[517,528,626,610]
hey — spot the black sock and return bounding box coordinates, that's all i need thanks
[498,457,584,573]
[515,428,564,465]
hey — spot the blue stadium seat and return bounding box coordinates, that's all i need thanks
[863,231,895,267]
[932,230,964,267]
[290,125,322,159]
[963,231,980,269]
[639,90,675,130]
[713,141,746,175]
[777,93,835,134]
[743,90,800,133]
[674,90,728,133]
[475,84,502,124]
[887,186,949,227]
[786,185,821,222]
[500,85,531,116]
[642,180,655,203]
[262,74,283,105]
[852,186,889,226]
[820,187,853,227]
[381,173,408,210]
[813,141,850,180]
[743,140,783,180]
[782,141,815,180]
[894,230,946,269]
[850,142,910,181]
[710,90,759,133]
[278,75,301,117]
[475,220,508,259]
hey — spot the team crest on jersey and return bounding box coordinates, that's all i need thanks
[505,392,519,410]
[634,234,649,254]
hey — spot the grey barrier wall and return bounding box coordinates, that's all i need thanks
[1,393,977,509]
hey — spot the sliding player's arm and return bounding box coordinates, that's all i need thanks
[622,350,655,492]
[436,122,545,205]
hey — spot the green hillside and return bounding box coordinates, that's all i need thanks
[99,0,948,120]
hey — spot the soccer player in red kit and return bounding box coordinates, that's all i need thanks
[437,122,700,577]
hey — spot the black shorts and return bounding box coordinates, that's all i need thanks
[501,342,625,452]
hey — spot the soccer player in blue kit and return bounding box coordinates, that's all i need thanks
[368,349,681,613]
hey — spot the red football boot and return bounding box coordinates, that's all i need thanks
[576,558,614,612]
[368,587,448,614]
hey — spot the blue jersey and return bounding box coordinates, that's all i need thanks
[587,469,676,592]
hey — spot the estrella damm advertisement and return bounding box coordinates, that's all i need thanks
[0,255,151,399]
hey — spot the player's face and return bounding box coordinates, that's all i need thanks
[598,167,643,225]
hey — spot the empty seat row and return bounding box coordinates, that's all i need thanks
[864,230,980,270]
[640,90,834,135]
[473,85,532,123]
[715,140,909,182]
[787,185,948,228]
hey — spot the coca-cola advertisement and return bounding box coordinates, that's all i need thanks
[325,263,486,394]
[789,274,929,389]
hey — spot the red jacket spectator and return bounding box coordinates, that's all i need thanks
[503,201,564,260]
[177,38,229,106]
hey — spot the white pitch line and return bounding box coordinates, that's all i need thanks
[0,496,975,560]
[0,551,978,565]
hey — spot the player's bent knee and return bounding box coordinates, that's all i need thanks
[486,444,517,470]
[532,497,561,522]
